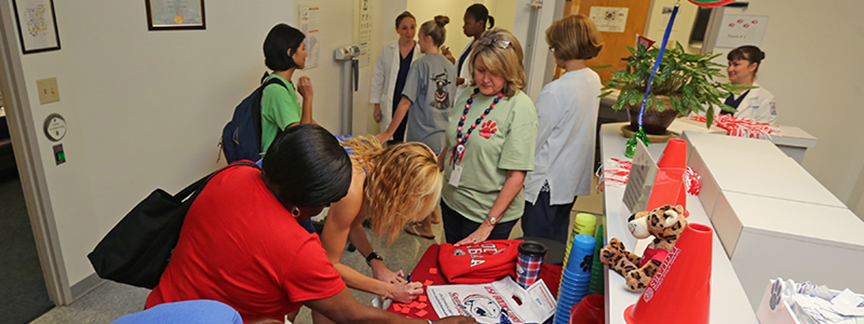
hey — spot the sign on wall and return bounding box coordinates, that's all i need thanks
[590,6,629,33]
[297,4,321,69]
[716,15,769,49]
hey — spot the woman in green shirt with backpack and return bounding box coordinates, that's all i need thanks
[260,23,315,153]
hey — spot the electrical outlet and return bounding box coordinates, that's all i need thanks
[36,77,60,104]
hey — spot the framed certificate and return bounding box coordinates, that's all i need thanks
[12,0,61,54]
[145,0,206,31]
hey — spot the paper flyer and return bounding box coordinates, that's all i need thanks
[427,277,556,324]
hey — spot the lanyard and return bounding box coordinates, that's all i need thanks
[451,88,503,166]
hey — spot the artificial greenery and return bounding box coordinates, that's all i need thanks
[599,42,755,127]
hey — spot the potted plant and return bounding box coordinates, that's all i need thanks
[600,42,754,134]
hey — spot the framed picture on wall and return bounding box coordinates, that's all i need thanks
[145,0,206,31]
[12,0,61,54]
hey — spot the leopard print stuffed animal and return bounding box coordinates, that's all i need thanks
[600,205,687,291]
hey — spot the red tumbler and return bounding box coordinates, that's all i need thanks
[569,293,604,324]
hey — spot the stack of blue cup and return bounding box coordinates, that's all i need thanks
[553,234,596,324]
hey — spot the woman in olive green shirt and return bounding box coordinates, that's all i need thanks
[260,24,316,153]
[439,28,538,246]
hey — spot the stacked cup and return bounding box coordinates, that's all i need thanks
[554,234,597,324]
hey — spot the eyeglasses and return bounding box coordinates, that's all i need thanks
[477,37,511,50]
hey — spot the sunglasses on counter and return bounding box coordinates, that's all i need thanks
[477,38,512,50]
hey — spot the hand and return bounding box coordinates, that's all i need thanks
[297,76,313,99]
[437,316,478,324]
[372,263,405,284]
[375,132,391,144]
[387,281,423,303]
[374,104,382,123]
[441,47,455,64]
[454,222,493,247]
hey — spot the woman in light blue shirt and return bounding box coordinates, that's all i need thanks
[523,15,603,243]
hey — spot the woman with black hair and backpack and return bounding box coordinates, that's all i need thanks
[259,23,316,153]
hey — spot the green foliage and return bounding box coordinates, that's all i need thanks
[599,42,756,126]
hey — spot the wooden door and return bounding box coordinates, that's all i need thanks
[576,0,651,85]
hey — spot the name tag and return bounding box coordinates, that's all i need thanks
[448,165,463,187]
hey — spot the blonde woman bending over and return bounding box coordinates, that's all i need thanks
[312,136,442,324]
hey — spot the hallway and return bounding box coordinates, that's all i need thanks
[0,168,54,323]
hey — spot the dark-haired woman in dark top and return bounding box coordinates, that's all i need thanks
[442,3,495,100]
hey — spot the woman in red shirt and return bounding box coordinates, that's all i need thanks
[147,125,473,324]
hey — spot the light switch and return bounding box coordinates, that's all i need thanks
[53,144,65,165]
[36,77,60,104]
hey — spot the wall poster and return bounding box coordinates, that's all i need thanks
[12,0,61,54]
[590,6,629,33]
[297,3,321,69]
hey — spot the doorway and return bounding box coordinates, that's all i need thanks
[0,91,53,323]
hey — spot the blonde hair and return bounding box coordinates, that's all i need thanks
[546,14,603,61]
[420,15,450,47]
[340,136,442,244]
[468,28,526,98]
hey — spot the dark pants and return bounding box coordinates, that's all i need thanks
[522,192,575,244]
[441,201,518,244]
[388,109,408,145]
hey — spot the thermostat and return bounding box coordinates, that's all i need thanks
[43,113,66,142]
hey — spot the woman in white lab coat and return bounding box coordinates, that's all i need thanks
[370,11,423,143]
[723,45,777,124]
[442,3,495,101]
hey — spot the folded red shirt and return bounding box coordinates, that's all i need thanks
[438,240,522,284]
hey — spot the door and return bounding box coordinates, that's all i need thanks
[575,0,651,85]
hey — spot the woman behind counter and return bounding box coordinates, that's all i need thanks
[371,11,423,144]
[723,45,776,124]
[439,28,538,246]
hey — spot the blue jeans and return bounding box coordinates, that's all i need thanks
[441,201,518,244]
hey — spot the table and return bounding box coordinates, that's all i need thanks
[386,244,562,320]
[600,123,758,323]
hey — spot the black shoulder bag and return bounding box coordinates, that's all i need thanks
[87,161,259,289]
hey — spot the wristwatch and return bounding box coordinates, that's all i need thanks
[485,215,498,226]
[366,251,383,266]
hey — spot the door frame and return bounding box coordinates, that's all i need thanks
[0,0,72,306]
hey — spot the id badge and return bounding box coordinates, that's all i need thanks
[448,165,463,187]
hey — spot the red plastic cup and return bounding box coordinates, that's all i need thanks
[569,293,605,324]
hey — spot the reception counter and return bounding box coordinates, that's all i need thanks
[600,123,758,323]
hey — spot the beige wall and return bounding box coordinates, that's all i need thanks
[6,0,365,286]
[407,0,478,62]
[644,0,702,54]
[713,1,864,219]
